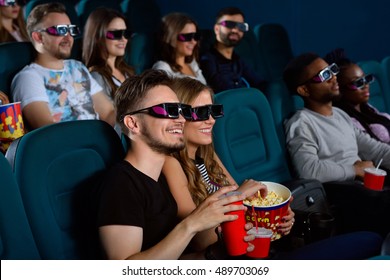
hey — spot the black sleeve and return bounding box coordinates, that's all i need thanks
[96,165,145,228]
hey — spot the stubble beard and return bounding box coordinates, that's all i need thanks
[219,31,241,47]
[55,40,72,59]
[141,124,185,155]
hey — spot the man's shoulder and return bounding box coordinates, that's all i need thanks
[332,106,350,118]
[285,108,311,124]
[13,63,42,80]
[201,47,221,60]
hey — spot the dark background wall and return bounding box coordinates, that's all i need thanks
[156,0,390,62]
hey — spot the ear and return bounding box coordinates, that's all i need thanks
[297,85,310,97]
[31,31,43,44]
[123,115,139,134]
[214,24,219,35]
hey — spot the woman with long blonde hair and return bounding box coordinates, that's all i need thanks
[163,77,295,252]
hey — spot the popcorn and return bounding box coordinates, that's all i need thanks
[244,190,284,207]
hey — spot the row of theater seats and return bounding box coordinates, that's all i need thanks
[2,88,390,259]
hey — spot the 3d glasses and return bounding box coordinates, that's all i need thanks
[0,0,18,6]
[218,20,249,32]
[177,32,201,42]
[35,25,80,37]
[106,29,132,40]
[121,103,192,121]
[347,74,375,90]
[190,104,224,121]
[309,63,339,83]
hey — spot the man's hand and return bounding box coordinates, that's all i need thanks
[354,160,375,179]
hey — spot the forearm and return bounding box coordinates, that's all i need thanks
[356,128,390,168]
[292,153,355,182]
[125,219,197,260]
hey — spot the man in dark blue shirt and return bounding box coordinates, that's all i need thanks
[200,7,266,93]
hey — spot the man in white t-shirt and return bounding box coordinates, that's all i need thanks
[11,2,115,131]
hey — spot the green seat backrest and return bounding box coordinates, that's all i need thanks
[213,88,291,184]
[381,56,390,114]
[235,29,265,78]
[126,32,156,74]
[121,0,161,33]
[6,120,125,259]
[0,42,34,101]
[265,79,303,150]
[254,23,294,82]
[358,60,390,114]
[0,154,40,260]
[76,0,122,31]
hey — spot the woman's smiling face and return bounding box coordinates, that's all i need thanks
[184,89,215,158]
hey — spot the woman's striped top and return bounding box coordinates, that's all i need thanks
[194,157,222,194]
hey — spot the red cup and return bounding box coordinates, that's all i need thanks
[364,167,386,191]
[246,227,273,258]
[220,191,247,256]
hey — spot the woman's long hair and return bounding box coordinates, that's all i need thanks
[170,77,230,206]
[82,7,134,99]
[157,12,200,73]
[325,48,390,141]
[0,5,29,43]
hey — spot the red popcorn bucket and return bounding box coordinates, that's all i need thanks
[0,102,25,152]
[244,182,291,241]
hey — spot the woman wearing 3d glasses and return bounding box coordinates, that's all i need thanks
[152,12,207,85]
[325,48,390,144]
[82,8,134,101]
[0,0,28,43]
[82,8,135,136]
[162,77,295,256]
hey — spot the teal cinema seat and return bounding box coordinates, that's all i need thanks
[0,42,34,101]
[213,87,291,184]
[6,120,125,259]
[0,153,40,259]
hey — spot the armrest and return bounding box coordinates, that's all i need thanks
[381,231,390,256]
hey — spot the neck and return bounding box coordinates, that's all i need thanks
[107,55,117,70]
[187,144,199,160]
[306,101,334,116]
[353,103,361,112]
[2,18,14,32]
[35,53,64,70]
[124,141,166,181]
[176,55,186,67]
[215,42,234,59]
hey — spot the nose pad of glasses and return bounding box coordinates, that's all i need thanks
[191,112,199,121]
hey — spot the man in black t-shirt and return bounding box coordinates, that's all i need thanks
[96,69,255,259]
